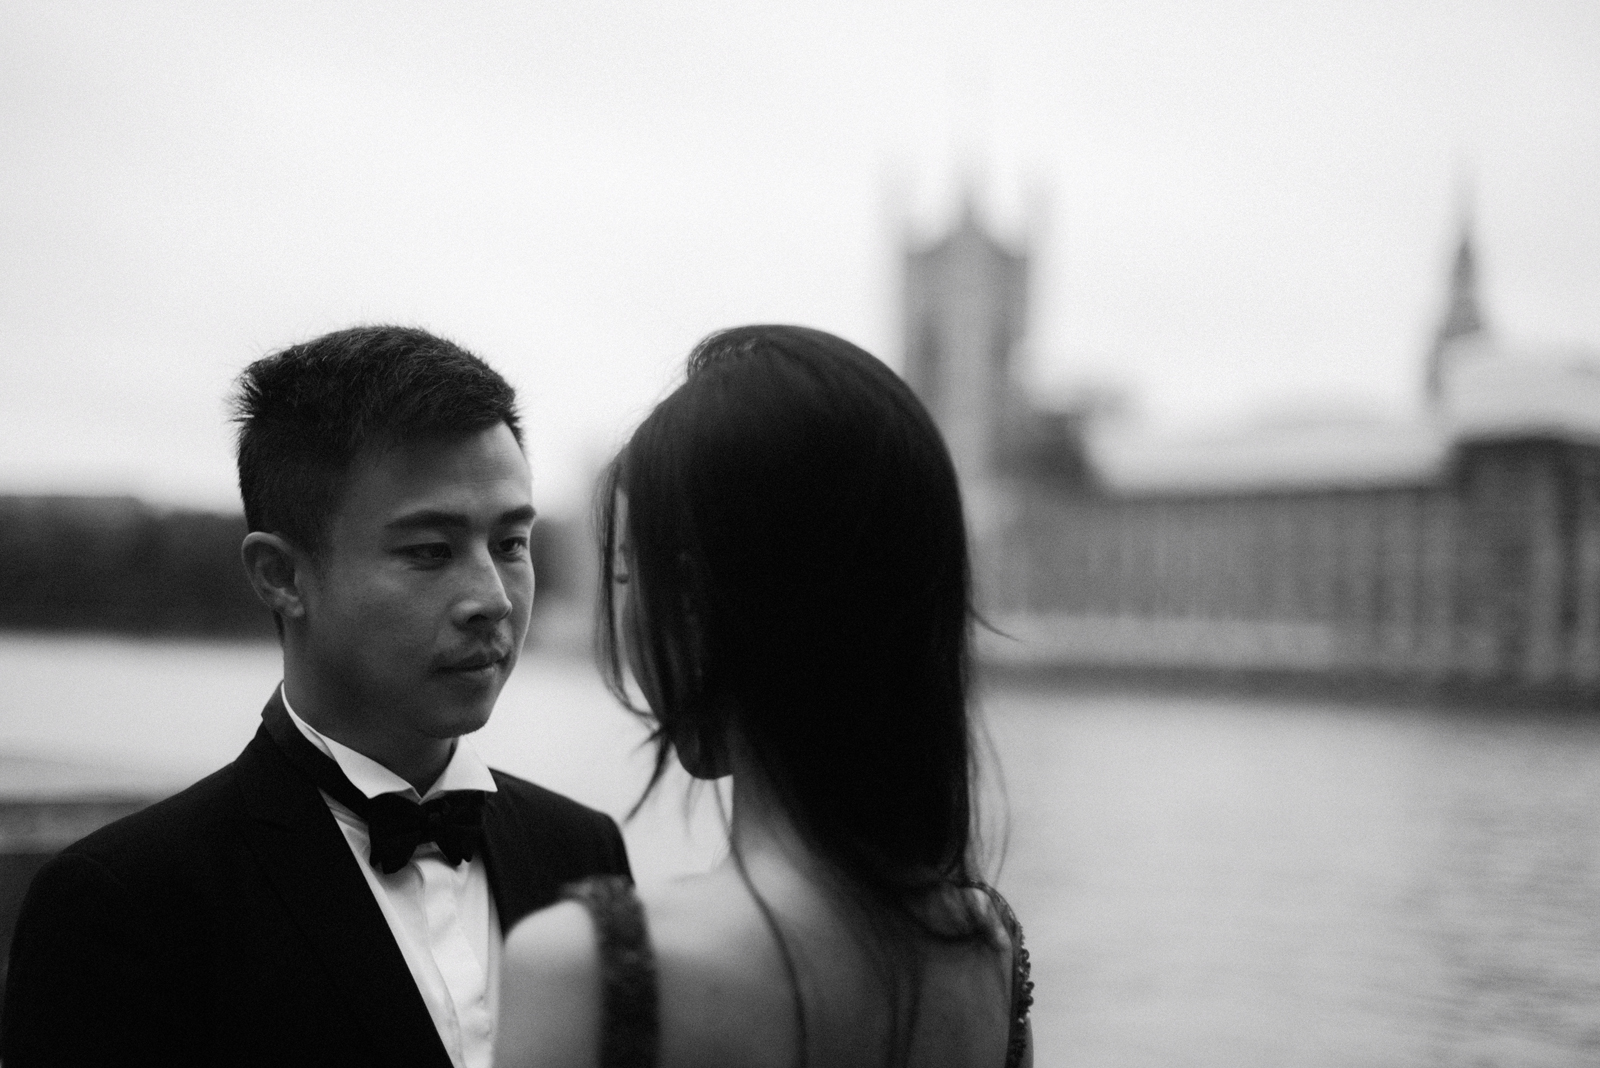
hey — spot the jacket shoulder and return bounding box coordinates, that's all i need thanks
[483,768,632,913]
[488,768,617,828]
[61,761,244,874]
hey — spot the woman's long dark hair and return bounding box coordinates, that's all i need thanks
[596,325,991,1062]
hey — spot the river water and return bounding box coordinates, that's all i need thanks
[2,635,1597,1066]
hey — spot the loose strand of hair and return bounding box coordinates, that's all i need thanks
[716,786,811,1068]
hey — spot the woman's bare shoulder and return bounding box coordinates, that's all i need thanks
[639,869,762,938]
[640,870,794,998]
[497,901,601,1068]
[639,871,805,1068]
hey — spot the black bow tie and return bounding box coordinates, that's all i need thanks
[362,791,487,873]
[264,695,489,874]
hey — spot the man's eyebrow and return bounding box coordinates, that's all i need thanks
[384,505,538,532]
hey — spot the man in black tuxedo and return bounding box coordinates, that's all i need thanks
[1,326,630,1066]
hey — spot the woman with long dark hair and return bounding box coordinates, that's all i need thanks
[498,325,1032,1068]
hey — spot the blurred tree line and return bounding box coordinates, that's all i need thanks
[0,496,588,639]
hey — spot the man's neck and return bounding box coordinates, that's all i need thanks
[281,678,454,794]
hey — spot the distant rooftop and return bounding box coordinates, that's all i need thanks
[1086,336,1600,496]
[1443,336,1600,445]
[1088,418,1451,495]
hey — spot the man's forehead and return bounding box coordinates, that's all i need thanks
[337,424,532,519]
[364,424,524,475]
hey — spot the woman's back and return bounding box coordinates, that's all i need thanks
[648,858,1018,1068]
[500,854,1028,1068]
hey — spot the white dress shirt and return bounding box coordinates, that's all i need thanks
[282,687,501,1068]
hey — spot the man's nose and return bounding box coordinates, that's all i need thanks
[455,551,514,627]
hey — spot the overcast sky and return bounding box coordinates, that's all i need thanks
[3,0,1597,513]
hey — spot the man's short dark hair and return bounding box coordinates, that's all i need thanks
[231,325,522,556]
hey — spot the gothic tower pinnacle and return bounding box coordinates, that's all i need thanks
[1426,210,1488,404]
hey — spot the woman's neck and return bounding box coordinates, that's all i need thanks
[727,758,793,851]
[722,739,821,880]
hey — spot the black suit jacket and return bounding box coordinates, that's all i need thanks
[1,693,631,1067]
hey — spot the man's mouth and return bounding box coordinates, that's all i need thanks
[439,650,510,673]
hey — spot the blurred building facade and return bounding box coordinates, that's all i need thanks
[904,200,1600,693]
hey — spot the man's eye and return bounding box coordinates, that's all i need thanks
[401,543,452,562]
[498,536,530,557]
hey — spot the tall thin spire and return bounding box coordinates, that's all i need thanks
[1426,200,1488,404]
[1442,224,1485,339]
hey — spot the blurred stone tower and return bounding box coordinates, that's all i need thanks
[902,194,1029,532]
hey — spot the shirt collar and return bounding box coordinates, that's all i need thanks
[279,684,498,803]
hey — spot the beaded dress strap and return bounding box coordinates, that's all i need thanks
[562,875,659,1068]
[971,883,1034,1068]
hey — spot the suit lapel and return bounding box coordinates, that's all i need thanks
[235,705,454,1068]
[479,780,561,934]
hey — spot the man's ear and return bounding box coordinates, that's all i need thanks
[241,532,310,621]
